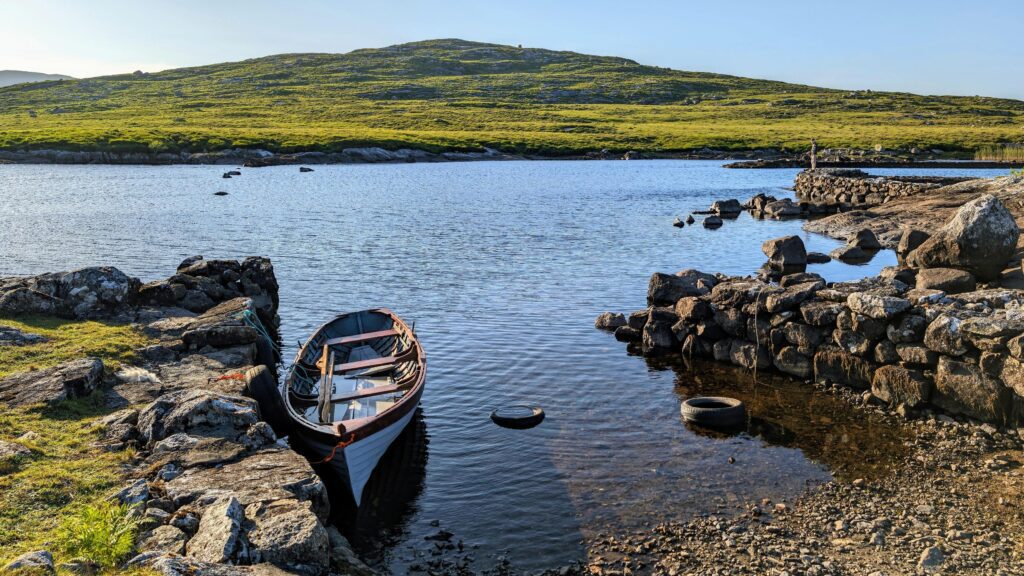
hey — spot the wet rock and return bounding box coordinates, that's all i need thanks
[138,525,188,555]
[299,166,314,172]
[872,366,931,407]
[924,314,968,356]
[187,495,243,563]
[594,312,626,331]
[729,340,770,370]
[850,228,882,250]
[3,550,55,575]
[774,346,813,378]
[762,235,807,268]
[934,356,1011,424]
[814,347,874,389]
[806,251,832,264]
[916,268,976,294]
[830,245,871,263]
[327,527,377,576]
[0,326,47,346]
[137,389,259,445]
[711,199,743,215]
[908,195,1019,280]
[0,357,103,408]
[613,325,641,342]
[714,308,747,338]
[245,500,329,575]
[703,215,723,228]
[647,272,708,306]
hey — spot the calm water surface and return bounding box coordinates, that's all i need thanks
[0,161,1008,572]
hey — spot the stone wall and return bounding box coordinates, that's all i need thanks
[0,257,375,575]
[794,169,974,210]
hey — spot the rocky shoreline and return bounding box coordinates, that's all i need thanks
[593,169,1024,574]
[0,258,375,575]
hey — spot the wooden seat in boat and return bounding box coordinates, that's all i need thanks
[322,329,398,348]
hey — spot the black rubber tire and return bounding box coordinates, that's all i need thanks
[680,396,745,428]
[491,405,545,429]
[244,365,291,437]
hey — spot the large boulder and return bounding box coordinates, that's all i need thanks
[711,199,743,215]
[907,195,1020,280]
[3,550,55,575]
[0,357,103,408]
[245,500,330,575]
[0,267,137,318]
[186,495,244,563]
[762,236,807,268]
[642,307,678,354]
[594,312,626,331]
[847,293,911,320]
[924,314,968,357]
[934,356,1012,424]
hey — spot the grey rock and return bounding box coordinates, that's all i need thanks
[764,281,823,313]
[113,478,150,506]
[647,272,707,306]
[327,526,377,576]
[918,545,945,574]
[138,525,188,555]
[703,215,723,228]
[594,312,626,331]
[729,340,770,370]
[886,314,927,343]
[137,389,259,445]
[830,245,871,263]
[924,314,968,356]
[186,495,243,563]
[762,235,807,268]
[3,550,55,575]
[800,301,845,327]
[642,307,679,354]
[934,356,1011,424]
[908,194,1019,280]
[613,325,641,343]
[674,297,713,323]
[0,326,47,346]
[872,365,931,407]
[847,292,911,320]
[896,344,938,366]
[245,499,330,575]
[897,228,930,259]
[0,357,103,408]
[916,268,976,294]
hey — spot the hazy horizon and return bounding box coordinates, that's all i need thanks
[2,0,1023,100]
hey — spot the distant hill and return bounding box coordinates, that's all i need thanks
[0,39,1021,156]
[0,70,73,88]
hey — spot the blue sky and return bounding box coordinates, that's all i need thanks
[2,0,1022,99]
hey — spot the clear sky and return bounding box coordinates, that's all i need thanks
[2,0,1022,99]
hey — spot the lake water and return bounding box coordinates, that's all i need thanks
[0,161,1009,572]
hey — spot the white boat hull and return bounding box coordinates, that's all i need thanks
[343,406,417,506]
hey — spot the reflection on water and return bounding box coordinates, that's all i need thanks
[0,161,989,573]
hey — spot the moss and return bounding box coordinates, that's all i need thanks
[0,316,156,571]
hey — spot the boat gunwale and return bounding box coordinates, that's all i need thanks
[283,307,426,444]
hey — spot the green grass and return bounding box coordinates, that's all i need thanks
[0,39,1021,156]
[0,316,154,572]
[976,144,1024,162]
[0,316,151,380]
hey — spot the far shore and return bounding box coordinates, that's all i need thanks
[2,146,1022,169]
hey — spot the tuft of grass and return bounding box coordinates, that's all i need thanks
[57,500,141,568]
[976,144,1024,162]
[0,316,151,380]
[0,316,155,570]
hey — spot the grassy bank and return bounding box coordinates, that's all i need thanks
[0,316,153,572]
[0,39,1021,157]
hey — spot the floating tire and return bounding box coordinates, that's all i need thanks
[491,405,545,429]
[244,365,291,437]
[680,396,745,428]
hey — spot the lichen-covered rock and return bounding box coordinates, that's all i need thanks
[934,356,1012,424]
[833,329,873,356]
[137,389,259,445]
[924,314,968,357]
[800,300,844,327]
[872,365,931,407]
[847,292,911,320]
[907,195,1019,281]
[777,323,824,356]
[594,312,626,331]
[138,524,188,555]
[886,314,928,343]
[0,267,136,318]
[3,550,55,575]
[186,495,244,563]
[895,344,938,366]
[0,357,103,408]
[764,281,823,312]
[0,326,47,346]
[244,500,330,575]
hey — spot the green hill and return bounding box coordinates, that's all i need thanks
[0,39,1021,156]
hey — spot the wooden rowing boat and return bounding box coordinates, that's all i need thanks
[282,308,426,506]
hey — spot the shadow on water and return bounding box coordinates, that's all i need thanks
[659,355,910,482]
[311,409,431,561]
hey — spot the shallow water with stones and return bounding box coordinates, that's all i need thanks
[0,160,1008,572]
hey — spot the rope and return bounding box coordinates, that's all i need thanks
[235,309,281,355]
[316,434,357,464]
